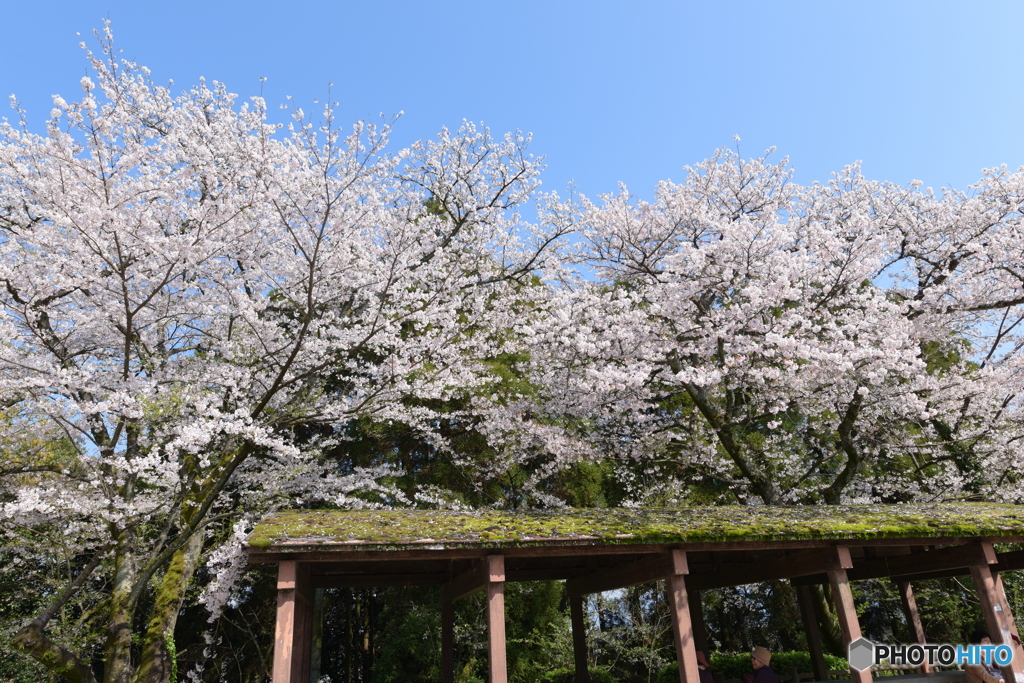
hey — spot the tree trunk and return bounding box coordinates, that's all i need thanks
[12,623,99,683]
[105,532,139,683]
[135,529,205,683]
[810,583,846,658]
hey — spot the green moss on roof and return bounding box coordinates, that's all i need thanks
[246,503,1024,550]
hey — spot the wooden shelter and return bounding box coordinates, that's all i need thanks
[246,503,1024,683]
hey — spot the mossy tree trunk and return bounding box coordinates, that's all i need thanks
[104,531,139,683]
[811,584,846,659]
[136,529,205,683]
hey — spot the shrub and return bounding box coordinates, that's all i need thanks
[539,666,616,683]
[657,651,849,682]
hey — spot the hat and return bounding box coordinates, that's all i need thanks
[752,647,772,665]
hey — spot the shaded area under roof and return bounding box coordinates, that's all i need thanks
[247,502,1024,551]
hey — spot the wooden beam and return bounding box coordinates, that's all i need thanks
[443,561,490,602]
[687,547,852,591]
[485,556,507,683]
[995,549,1024,574]
[248,535,1024,564]
[895,582,929,674]
[666,551,701,683]
[505,568,592,582]
[791,573,828,586]
[249,543,675,563]
[873,546,1024,584]
[971,548,1024,683]
[570,595,589,683]
[313,573,451,588]
[793,543,1007,586]
[827,548,871,683]
[796,585,828,682]
[566,553,673,597]
[847,542,994,581]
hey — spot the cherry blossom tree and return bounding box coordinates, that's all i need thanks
[0,29,565,683]
[529,148,1024,506]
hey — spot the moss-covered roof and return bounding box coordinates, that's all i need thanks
[246,502,1024,550]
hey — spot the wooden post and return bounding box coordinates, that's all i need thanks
[309,587,325,683]
[971,549,1024,683]
[667,550,701,683]
[795,584,828,682]
[442,595,454,683]
[826,547,871,683]
[895,581,929,674]
[570,594,590,683]
[688,586,710,659]
[485,555,507,683]
[993,572,1024,662]
[272,561,313,683]
[297,575,313,683]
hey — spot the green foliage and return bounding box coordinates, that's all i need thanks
[371,594,441,683]
[0,548,105,683]
[913,577,992,646]
[546,462,611,508]
[700,582,807,654]
[366,582,575,683]
[164,634,177,683]
[168,562,277,683]
[538,666,615,683]
[656,651,849,682]
[505,582,573,683]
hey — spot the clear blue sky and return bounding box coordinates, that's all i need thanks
[3,1,1023,199]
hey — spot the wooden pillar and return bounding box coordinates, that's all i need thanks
[993,572,1024,683]
[688,586,710,659]
[485,555,507,683]
[442,595,454,683]
[272,561,314,683]
[971,546,1024,683]
[795,584,828,682]
[993,572,1023,647]
[667,550,701,683]
[297,577,314,683]
[309,587,325,683]
[826,547,871,683]
[895,581,929,674]
[570,594,590,683]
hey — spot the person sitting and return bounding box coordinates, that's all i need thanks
[965,630,1003,683]
[748,646,779,683]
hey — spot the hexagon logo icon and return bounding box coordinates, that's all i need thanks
[848,638,875,672]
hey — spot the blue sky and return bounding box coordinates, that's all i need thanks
[3,1,1023,200]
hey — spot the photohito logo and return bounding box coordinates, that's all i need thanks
[848,638,1013,671]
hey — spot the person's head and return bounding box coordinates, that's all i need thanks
[970,630,992,645]
[752,647,772,670]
